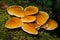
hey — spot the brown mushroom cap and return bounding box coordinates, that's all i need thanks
[21,15,36,22]
[5,17,23,29]
[7,5,25,17]
[36,11,49,26]
[42,19,58,30]
[22,23,38,35]
[24,6,38,15]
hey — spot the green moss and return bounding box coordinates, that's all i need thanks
[0,0,60,40]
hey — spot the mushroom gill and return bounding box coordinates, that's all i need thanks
[28,22,40,30]
[7,5,25,17]
[5,17,23,29]
[24,6,38,15]
[21,15,36,22]
[22,23,38,35]
[36,11,49,26]
[42,19,58,30]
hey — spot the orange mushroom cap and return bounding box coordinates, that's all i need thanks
[7,5,25,17]
[36,11,49,26]
[42,19,58,30]
[5,17,23,29]
[28,22,40,30]
[24,6,38,15]
[21,15,36,22]
[22,23,38,35]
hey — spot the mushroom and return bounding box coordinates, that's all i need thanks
[5,17,23,29]
[24,6,38,15]
[42,19,58,30]
[28,22,40,30]
[5,5,58,35]
[21,15,36,22]
[36,11,49,26]
[7,5,25,17]
[22,23,38,35]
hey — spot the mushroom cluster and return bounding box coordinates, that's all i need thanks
[5,5,58,35]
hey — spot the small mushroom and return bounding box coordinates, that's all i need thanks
[22,23,38,35]
[24,6,38,15]
[36,11,49,26]
[5,17,23,29]
[21,15,36,22]
[42,19,58,30]
[28,22,40,30]
[7,5,25,17]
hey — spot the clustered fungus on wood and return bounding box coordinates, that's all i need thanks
[5,5,58,35]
